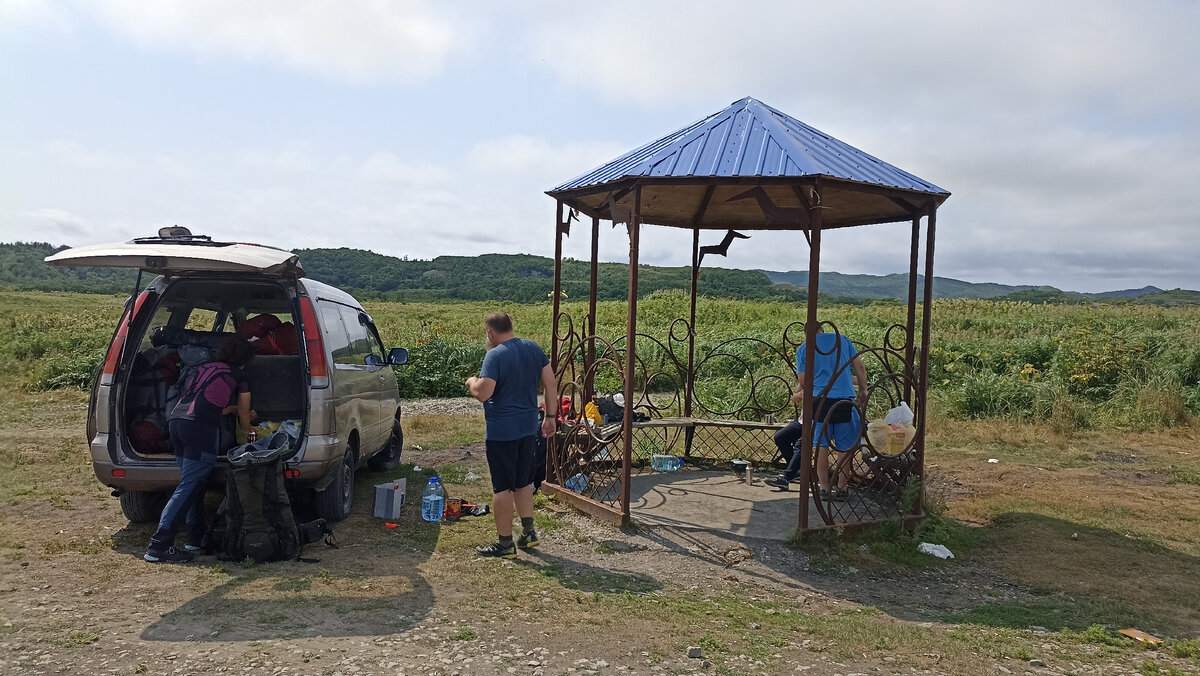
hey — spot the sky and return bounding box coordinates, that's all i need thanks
[2,0,1198,293]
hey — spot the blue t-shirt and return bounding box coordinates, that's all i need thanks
[796,333,858,399]
[479,338,550,441]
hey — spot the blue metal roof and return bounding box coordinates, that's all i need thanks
[550,97,947,195]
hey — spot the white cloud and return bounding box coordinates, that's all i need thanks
[83,0,474,83]
[0,0,71,30]
[358,152,450,186]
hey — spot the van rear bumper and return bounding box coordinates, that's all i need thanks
[92,434,345,493]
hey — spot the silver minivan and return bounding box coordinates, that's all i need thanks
[47,228,408,522]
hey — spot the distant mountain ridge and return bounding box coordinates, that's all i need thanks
[0,241,1192,305]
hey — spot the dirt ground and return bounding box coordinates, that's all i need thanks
[1,392,1198,675]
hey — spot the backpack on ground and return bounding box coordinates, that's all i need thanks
[216,434,300,562]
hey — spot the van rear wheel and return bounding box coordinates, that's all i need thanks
[367,419,403,471]
[316,448,355,522]
[120,490,168,523]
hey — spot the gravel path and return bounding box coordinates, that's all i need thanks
[401,397,484,416]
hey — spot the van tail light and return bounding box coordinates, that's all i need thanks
[299,296,329,388]
[100,292,151,385]
[111,469,126,478]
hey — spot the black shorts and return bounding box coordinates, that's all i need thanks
[486,436,536,493]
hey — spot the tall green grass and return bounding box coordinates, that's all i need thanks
[2,291,1196,430]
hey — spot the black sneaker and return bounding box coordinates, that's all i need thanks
[144,546,194,564]
[517,530,540,549]
[764,476,789,490]
[830,488,848,502]
[476,541,517,559]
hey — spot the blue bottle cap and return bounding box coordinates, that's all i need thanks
[429,476,440,483]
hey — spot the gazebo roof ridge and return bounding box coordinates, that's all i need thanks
[549,96,949,196]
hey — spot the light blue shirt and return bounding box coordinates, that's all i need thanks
[796,333,858,399]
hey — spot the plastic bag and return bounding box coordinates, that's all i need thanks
[866,419,916,455]
[883,402,915,425]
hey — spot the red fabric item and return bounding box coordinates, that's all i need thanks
[129,420,171,454]
[236,314,282,340]
[270,322,299,355]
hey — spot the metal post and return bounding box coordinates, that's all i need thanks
[585,215,600,397]
[905,215,920,403]
[686,228,699,419]
[915,205,937,511]
[549,201,564,485]
[797,182,822,533]
[621,186,641,523]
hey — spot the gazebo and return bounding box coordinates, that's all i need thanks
[542,97,949,535]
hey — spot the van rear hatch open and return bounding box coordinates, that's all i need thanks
[45,230,304,277]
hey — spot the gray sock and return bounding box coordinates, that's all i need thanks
[520,516,535,534]
[498,534,513,546]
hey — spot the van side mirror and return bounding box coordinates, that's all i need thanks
[387,347,409,366]
[364,354,384,367]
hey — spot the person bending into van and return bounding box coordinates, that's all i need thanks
[465,312,558,559]
[145,336,256,563]
[765,326,868,499]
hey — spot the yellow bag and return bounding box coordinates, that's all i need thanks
[584,401,603,426]
[237,420,281,445]
[866,420,915,455]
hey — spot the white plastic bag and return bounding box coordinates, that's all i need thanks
[884,401,915,425]
[918,542,954,559]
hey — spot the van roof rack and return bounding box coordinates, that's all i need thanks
[132,226,222,246]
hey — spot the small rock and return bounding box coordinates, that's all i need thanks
[750,623,761,630]
[687,646,703,659]
[701,660,712,668]
[1071,532,1079,540]
[1029,659,1046,667]
[1029,626,1048,633]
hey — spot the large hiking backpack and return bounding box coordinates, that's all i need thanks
[217,435,300,562]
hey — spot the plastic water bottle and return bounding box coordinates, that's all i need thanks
[421,477,445,522]
[651,454,682,472]
[565,473,588,493]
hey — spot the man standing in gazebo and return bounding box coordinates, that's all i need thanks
[766,327,868,500]
[466,312,558,558]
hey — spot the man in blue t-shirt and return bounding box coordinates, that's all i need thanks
[765,327,868,501]
[465,312,558,558]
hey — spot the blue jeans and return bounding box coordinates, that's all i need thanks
[149,453,216,552]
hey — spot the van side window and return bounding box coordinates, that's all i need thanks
[319,303,356,366]
[337,306,376,365]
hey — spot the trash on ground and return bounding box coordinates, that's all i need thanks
[917,542,954,559]
[987,458,999,463]
[465,471,481,481]
[384,522,398,529]
[1118,628,1163,644]
[412,465,422,472]
[883,401,915,425]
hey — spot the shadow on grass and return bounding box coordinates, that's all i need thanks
[778,512,1200,639]
[128,464,442,642]
[516,549,663,596]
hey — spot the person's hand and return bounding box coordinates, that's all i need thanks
[464,376,476,389]
[541,415,557,439]
[790,390,804,405]
[855,390,868,408]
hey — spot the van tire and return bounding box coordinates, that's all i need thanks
[316,448,355,522]
[367,419,403,471]
[120,490,168,523]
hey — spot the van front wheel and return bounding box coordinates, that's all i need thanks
[316,448,355,522]
[368,419,403,471]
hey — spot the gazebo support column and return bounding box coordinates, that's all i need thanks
[915,205,937,510]
[620,185,642,523]
[684,228,700,455]
[585,215,599,397]
[797,182,823,533]
[549,201,564,486]
[905,215,920,403]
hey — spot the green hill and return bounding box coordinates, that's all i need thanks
[762,269,1037,300]
[4,241,1191,306]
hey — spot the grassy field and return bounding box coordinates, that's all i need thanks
[1,291,1199,673]
[2,290,1199,428]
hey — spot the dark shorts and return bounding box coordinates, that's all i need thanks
[486,436,536,494]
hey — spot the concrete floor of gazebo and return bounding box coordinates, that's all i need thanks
[625,467,892,538]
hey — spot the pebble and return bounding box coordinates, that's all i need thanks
[1029,659,1046,667]
[687,647,703,659]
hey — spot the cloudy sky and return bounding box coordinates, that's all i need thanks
[2,1,1197,292]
